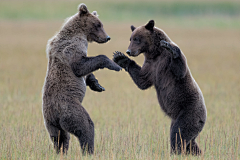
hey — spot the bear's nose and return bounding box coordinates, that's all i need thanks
[126,50,131,55]
[106,36,111,41]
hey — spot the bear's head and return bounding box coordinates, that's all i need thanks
[126,20,170,57]
[77,3,110,43]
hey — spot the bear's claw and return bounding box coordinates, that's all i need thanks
[96,85,105,92]
[113,51,128,61]
[112,51,132,71]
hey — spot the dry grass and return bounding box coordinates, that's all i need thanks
[0,19,240,159]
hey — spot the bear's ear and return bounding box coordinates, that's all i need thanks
[92,11,99,17]
[145,20,155,31]
[78,3,89,16]
[131,25,136,32]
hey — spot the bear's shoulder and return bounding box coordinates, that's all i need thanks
[62,36,88,62]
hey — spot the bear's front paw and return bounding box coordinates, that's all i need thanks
[160,40,171,49]
[98,55,121,71]
[110,63,122,72]
[113,51,131,71]
[89,82,105,92]
[160,40,179,59]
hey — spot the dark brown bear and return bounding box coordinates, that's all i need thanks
[42,4,121,155]
[113,20,207,155]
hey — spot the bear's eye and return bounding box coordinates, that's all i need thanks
[97,23,101,28]
[133,38,140,43]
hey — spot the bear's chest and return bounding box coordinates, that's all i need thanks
[154,56,172,85]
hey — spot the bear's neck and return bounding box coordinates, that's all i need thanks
[144,44,164,60]
[144,51,159,60]
[59,15,87,40]
[59,28,86,40]
[144,30,171,60]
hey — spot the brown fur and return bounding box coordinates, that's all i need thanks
[113,20,207,155]
[42,3,120,155]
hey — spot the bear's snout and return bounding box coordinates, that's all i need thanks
[106,36,111,42]
[126,49,131,55]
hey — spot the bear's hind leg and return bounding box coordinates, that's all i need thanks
[45,123,70,154]
[60,102,94,155]
[77,118,94,155]
[58,130,70,154]
[170,114,203,155]
[186,139,201,155]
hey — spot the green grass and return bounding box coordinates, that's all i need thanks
[0,0,240,28]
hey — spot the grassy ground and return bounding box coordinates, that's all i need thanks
[0,0,240,159]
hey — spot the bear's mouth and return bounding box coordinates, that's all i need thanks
[129,50,140,57]
[90,34,107,43]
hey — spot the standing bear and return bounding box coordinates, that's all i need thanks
[42,4,121,155]
[113,20,207,155]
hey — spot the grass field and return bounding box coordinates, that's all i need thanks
[0,0,240,159]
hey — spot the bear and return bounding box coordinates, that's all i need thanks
[113,20,207,155]
[42,3,121,155]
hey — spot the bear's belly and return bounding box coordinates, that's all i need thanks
[43,73,86,107]
[42,75,86,124]
[62,75,87,103]
[157,92,181,120]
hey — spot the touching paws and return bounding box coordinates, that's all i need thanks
[97,55,121,71]
[106,57,122,72]
[111,63,122,72]
[113,51,132,71]
[105,62,122,72]
[160,40,179,59]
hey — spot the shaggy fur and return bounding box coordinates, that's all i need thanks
[42,3,121,155]
[113,20,207,155]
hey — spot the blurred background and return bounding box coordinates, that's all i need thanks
[0,0,240,159]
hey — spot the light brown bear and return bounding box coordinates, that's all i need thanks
[113,20,207,155]
[42,4,121,155]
